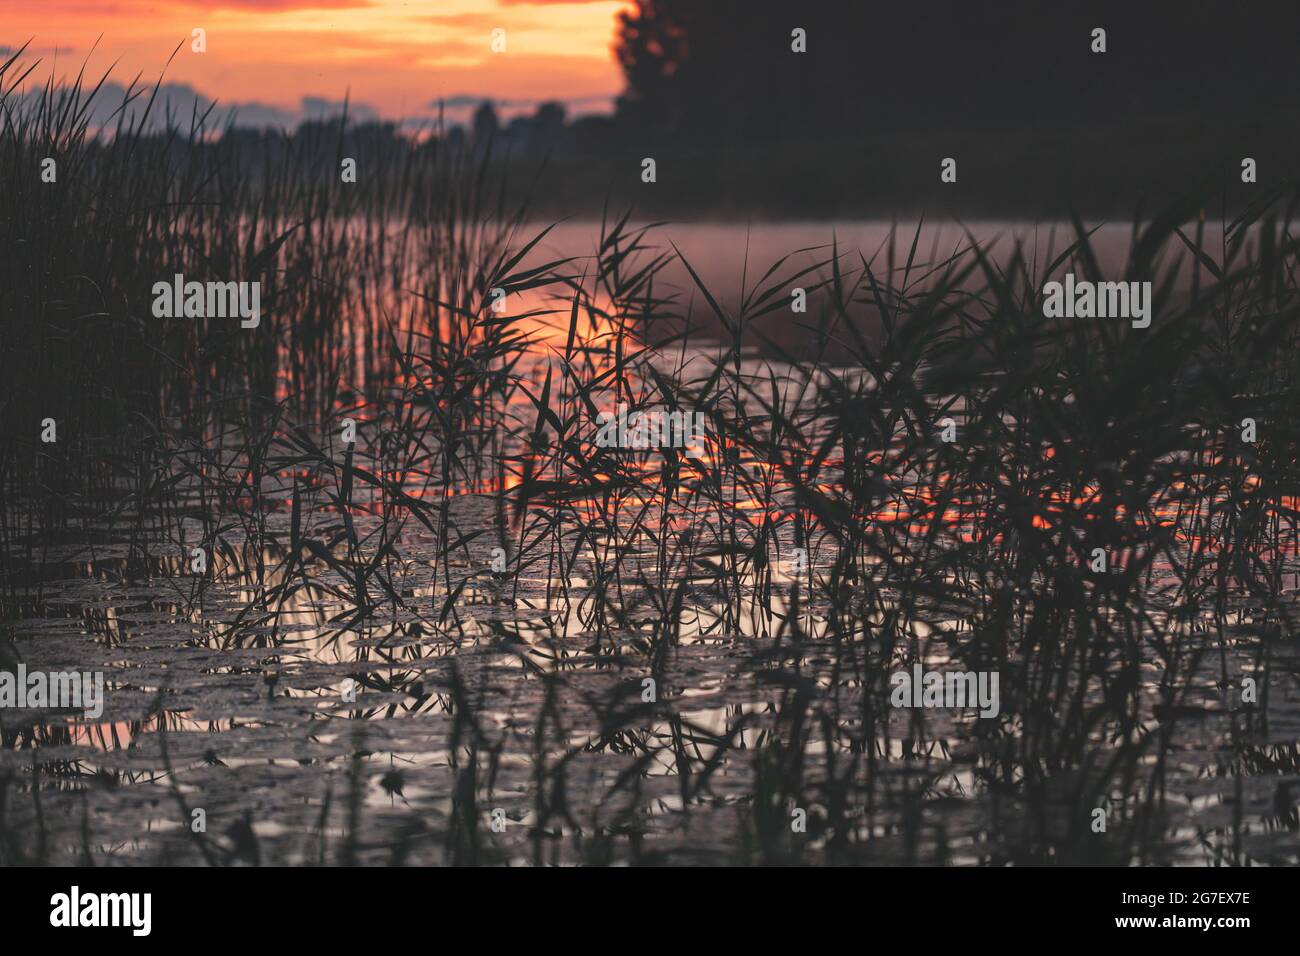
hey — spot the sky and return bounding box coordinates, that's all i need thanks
[0,0,629,126]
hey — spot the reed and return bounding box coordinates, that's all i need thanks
[1,54,1297,866]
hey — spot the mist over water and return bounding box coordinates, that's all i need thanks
[526,220,1216,310]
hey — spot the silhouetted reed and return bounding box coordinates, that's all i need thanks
[1,54,1297,866]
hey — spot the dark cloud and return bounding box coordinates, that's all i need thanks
[0,43,77,56]
[13,80,379,131]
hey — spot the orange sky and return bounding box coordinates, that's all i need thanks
[1,0,629,121]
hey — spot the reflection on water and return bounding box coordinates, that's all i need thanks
[3,219,1299,867]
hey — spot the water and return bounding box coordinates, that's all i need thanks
[527,219,1216,295]
[3,221,1297,867]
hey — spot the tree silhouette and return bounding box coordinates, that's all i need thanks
[472,100,499,145]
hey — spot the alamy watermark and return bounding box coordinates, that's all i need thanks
[0,664,104,719]
[595,403,708,458]
[1042,273,1151,328]
[50,886,151,936]
[890,663,1000,718]
[152,274,261,328]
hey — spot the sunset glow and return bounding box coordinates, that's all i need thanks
[1,0,628,122]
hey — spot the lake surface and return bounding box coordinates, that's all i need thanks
[526,218,1220,295]
[3,219,1297,867]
